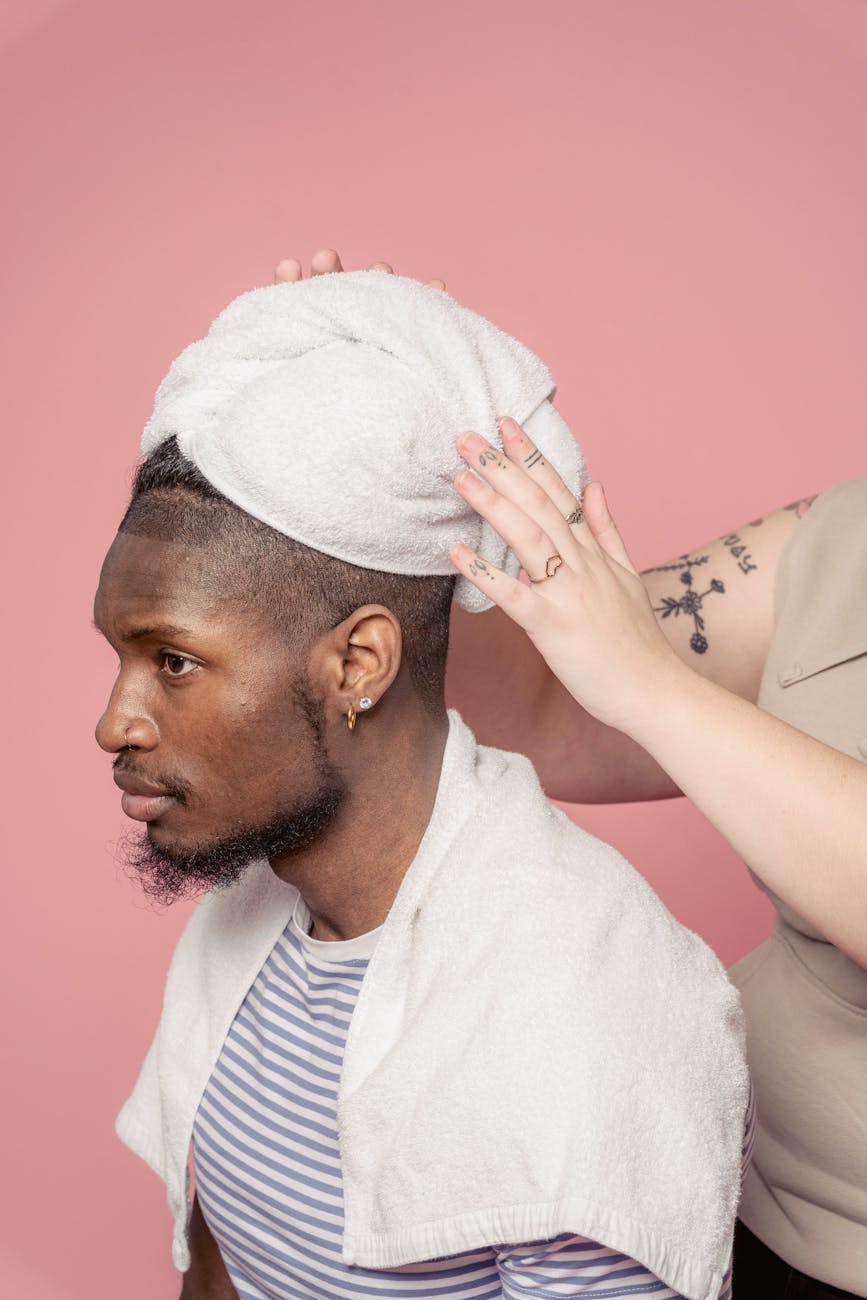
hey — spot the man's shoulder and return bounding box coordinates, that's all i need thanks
[421,724,729,997]
[470,736,656,896]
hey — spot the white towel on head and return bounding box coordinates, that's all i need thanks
[141,272,588,612]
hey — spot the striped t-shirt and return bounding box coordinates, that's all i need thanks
[193,899,748,1299]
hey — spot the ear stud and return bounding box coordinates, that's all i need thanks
[358,696,373,710]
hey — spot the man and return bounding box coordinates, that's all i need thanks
[97,271,748,1299]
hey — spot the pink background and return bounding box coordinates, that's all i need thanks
[2,2,865,1296]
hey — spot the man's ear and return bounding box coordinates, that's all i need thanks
[310,605,402,724]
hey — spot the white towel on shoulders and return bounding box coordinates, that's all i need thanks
[117,713,748,1300]
[141,272,588,612]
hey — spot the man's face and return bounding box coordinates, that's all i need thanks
[93,529,345,899]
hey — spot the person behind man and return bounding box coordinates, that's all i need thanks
[97,271,749,1299]
[277,251,866,1300]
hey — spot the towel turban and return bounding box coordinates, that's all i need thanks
[142,271,587,613]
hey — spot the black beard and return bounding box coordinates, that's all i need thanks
[121,783,344,904]
[121,682,346,905]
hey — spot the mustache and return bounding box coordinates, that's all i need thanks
[112,754,191,803]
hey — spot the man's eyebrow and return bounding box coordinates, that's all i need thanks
[125,624,198,642]
[92,622,198,643]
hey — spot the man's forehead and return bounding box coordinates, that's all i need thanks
[100,528,216,582]
[95,530,248,627]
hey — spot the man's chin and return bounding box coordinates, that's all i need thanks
[119,781,345,904]
[120,827,254,905]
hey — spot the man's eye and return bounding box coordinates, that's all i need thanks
[161,654,199,678]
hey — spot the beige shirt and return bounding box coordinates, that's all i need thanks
[729,478,867,1294]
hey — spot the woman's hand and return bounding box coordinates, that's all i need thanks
[452,421,867,963]
[450,417,689,739]
[274,247,445,291]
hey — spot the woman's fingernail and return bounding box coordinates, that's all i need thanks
[496,416,520,440]
[458,431,487,455]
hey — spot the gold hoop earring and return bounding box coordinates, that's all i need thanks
[346,703,357,731]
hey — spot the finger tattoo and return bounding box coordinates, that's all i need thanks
[468,557,494,580]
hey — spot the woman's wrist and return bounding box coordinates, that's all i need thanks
[620,652,713,754]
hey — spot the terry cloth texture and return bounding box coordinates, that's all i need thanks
[140,271,588,612]
[116,713,748,1300]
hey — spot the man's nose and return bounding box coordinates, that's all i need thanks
[95,681,159,753]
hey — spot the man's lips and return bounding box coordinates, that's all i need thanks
[113,771,179,823]
[120,791,177,822]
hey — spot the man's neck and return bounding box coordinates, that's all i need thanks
[270,704,450,941]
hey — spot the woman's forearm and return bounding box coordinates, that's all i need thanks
[630,663,867,967]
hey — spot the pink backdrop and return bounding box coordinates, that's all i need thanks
[2,2,865,1296]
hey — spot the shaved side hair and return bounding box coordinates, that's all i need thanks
[120,437,455,710]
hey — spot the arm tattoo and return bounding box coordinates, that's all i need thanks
[784,495,818,519]
[650,560,725,655]
[722,532,758,575]
[749,495,818,527]
[643,554,709,576]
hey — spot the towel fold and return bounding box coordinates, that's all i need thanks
[116,713,748,1300]
[141,272,588,612]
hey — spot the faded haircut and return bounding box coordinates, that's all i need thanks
[118,437,455,711]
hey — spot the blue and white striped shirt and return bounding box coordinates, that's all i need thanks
[193,900,748,1299]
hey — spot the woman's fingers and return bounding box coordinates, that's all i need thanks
[582,481,639,576]
[311,248,343,274]
[274,256,303,284]
[274,250,445,291]
[456,429,589,564]
[497,417,593,545]
[454,466,573,584]
[449,543,539,630]
[365,261,445,289]
[274,248,346,284]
